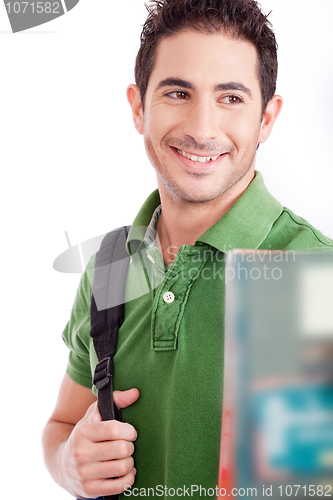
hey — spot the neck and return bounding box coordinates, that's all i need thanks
[156,171,255,266]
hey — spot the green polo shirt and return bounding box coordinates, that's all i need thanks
[62,171,333,498]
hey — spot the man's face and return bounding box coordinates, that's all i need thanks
[129,30,277,204]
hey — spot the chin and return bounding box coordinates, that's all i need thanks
[166,182,229,204]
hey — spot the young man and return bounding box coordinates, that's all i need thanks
[43,0,333,498]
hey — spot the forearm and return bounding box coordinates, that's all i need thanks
[42,419,83,498]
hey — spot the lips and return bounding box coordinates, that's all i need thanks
[175,148,221,163]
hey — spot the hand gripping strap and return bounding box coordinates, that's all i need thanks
[90,226,130,500]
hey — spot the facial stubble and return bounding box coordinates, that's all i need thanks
[144,133,259,205]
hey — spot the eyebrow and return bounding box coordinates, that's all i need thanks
[155,78,194,92]
[155,78,253,99]
[214,82,253,99]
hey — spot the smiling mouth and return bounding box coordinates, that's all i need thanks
[175,148,223,163]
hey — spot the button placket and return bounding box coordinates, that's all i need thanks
[151,246,212,351]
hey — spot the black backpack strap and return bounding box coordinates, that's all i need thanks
[90,225,131,500]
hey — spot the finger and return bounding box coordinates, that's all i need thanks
[82,419,137,443]
[93,439,135,462]
[86,389,139,421]
[83,401,101,423]
[98,468,137,497]
[113,388,140,409]
[80,456,135,481]
[80,468,136,499]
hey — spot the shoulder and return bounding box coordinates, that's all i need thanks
[263,207,333,251]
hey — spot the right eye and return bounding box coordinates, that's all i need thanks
[166,91,189,100]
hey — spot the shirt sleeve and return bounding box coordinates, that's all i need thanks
[62,254,96,389]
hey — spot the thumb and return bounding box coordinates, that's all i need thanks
[113,388,140,409]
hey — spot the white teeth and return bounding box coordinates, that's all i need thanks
[176,149,219,163]
[197,156,208,163]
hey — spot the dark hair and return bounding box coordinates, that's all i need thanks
[135,0,278,114]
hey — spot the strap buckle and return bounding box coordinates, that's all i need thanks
[93,356,113,391]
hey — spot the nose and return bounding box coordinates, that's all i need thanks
[183,97,220,145]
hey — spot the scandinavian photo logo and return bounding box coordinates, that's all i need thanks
[3,0,80,33]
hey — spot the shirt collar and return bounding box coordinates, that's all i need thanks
[198,171,283,252]
[126,171,283,255]
[126,190,161,256]
[144,205,162,247]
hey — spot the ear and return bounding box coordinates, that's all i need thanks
[127,84,144,135]
[258,95,283,144]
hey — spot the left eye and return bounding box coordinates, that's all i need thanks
[220,95,243,104]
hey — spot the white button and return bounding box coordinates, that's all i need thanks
[147,254,155,264]
[163,291,175,303]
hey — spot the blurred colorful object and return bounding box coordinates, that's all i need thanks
[219,250,333,499]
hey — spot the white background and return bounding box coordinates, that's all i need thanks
[1,0,333,498]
